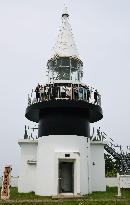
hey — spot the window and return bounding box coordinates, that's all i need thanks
[62,58,70,66]
[71,59,77,68]
[57,59,62,67]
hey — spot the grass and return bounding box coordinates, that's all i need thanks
[0,202,130,205]
[85,187,130,199]
[0,187,130,205]
[9,188,51,200]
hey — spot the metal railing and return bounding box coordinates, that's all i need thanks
[27,83,102,107]
[91,127,130,175]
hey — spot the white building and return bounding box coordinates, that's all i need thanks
[18,137,106,195]
[18,7,106,196]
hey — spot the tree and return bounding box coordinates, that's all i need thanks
[105,154,118,177]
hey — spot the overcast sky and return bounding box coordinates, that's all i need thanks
[0,0,130,176]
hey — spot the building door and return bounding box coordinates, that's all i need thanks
[59,162,74,193]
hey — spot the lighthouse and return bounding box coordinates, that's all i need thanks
[18,7,106,196]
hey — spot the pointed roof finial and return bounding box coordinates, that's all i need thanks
[62,5,69,17]
[49,6,81,59]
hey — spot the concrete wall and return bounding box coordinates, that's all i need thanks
[11,176,19,187]
[18,137,107,195]
[35,135,90,196]
[0,176,119,188]
[18,140,38,193]
[105,177,118,187]
[90,141,106,192]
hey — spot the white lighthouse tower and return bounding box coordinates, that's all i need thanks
[18,7,106,196]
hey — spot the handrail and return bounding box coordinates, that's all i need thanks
[27,83,102,107]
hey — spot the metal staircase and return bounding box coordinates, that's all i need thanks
[104,144,130,174]
[91,127,130,175]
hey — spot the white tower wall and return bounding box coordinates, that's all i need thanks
[35,135,90,196]
[18,136,92,195]
[90,141,106,191]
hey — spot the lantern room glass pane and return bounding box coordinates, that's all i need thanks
[71,59,77,68]
[53,67,70,80]
[47,58,83,82]
[62,58,70,66]
[57,59,62,67]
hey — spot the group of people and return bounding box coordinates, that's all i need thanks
[28,83,101,106]
[91,127,105,142]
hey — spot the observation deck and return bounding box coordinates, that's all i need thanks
[25,82,103,137]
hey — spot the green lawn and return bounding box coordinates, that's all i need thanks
[9,188,51,200]
[0,187,130,205]
[0,201,130,205]
[85,187,130,199]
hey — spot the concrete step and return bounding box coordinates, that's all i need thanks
[52,194,83,199]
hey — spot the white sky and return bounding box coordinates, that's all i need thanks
[0,0,130,175]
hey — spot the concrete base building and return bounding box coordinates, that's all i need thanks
[18,136,106,195]
[18,7,106,196]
